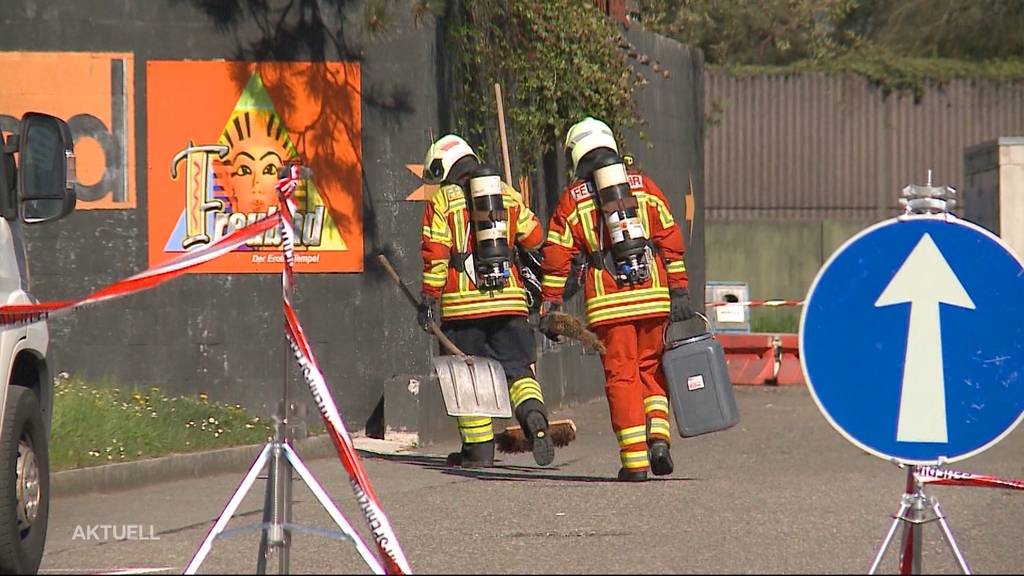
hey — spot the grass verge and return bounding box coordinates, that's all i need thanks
[51,377,272,472]
[748,308,801,334]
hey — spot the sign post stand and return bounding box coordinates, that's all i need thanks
[868,464,971,575]
[801,171,1024,576]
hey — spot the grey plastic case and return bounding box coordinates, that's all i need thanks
[662,333,740,437]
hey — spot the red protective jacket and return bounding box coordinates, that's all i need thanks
[541,171,688,327]
[421,182,543,321]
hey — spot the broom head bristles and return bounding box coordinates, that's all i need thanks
[495,419,577,454]
[548,312,606,354]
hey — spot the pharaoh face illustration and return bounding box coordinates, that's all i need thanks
[218,111,297,214]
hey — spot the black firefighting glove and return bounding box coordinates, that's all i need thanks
[669,288,697,323]
[538,300,563,343]
[417,296,439,333]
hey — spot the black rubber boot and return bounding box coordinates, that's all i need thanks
[649,439,674,476]
[617,468,649,482]
[516,399,554,467]
[446,441,495,468]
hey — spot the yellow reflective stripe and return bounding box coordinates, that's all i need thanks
[593,297,671,315]
[458,415,495,443]
[452,209,469,292]
[443,302,529,318]
[626,191,652,240]
[592,267,605,298]
[578,205,600,252]
[642,192,675,228]
[588,287,669,308]
[616,425,647,447]
[547,226,574,248]
[510,377,544,407]
[644,395,670,414]
[666,261,687,274]
[588,298,671,317]
[516,203,533,228]
[588,302,670,325]
[542,275,568,289]
[621,450,649,469]
[458,416,493,428]
[460,429,495,443]
[444,300,529,313]
[649,252,663,288]
[422,225,451,245]
[441,288,528,303]
[424,260,448,287]
[518,216,538,239]
[649,417,671,439]
[454,212,468,248]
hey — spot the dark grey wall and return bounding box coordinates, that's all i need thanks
[623,27,706,310]
[1,3,704,443]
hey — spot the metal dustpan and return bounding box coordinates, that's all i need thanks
[432,355,511,418]
[377,254,512,419]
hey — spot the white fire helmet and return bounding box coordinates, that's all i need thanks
[422,134,479,184]
[564,117,618,175]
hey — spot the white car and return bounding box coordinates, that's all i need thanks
[0,112,77,574]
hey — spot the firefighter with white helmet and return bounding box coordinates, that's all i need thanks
[418,134,556,468]
[540,117,695,481]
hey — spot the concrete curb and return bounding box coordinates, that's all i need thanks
[52,432,417,498]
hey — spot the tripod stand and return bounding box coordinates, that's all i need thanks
[868,464,971,575]
[184,165,387,574]
[184,398,385,574]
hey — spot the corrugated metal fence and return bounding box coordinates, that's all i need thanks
[705,71,1024,220]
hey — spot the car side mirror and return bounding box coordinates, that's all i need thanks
[17,112,76,224]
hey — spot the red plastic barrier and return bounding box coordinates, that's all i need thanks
[716,334,776,385]
[716,333,805,386]
[774,334,805,386]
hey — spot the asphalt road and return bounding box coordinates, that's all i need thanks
[40,386,1024,574]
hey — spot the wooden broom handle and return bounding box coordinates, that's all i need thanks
[494,83,513,186]
[377,254,470,361]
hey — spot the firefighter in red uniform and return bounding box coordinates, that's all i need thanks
[540,118,695,481]
[418,134,555,468]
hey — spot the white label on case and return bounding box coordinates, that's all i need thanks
[687,374,706,391]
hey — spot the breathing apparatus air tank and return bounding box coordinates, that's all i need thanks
[467,165,511,291]
[591,151,651,285]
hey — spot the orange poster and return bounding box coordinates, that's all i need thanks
[146,61,363,273]
[0,51,136,209]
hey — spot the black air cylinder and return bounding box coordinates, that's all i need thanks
[591,153,648,266]
[468,165,510,289]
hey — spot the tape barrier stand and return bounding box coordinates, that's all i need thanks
[705,299,804,308]
[915,466,1024,491]
[276,166,412,575]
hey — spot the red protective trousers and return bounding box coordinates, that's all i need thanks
[593,316,672,473]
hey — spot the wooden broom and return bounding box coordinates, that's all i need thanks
[495,419,577,454]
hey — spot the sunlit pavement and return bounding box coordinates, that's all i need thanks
[41,386,1024,574]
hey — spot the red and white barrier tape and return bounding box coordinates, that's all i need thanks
[0,166,411,574]
[276,166,411,575]
[705,300,804,308]
[915,466,1024,491]
[0,214,282,327]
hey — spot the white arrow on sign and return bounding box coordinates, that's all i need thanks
[875,233,975,443]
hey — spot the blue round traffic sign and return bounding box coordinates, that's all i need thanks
[801,215,1024,464]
